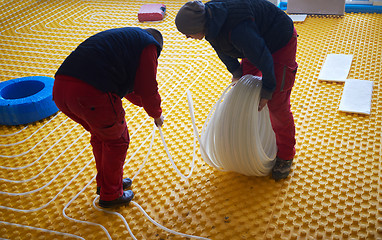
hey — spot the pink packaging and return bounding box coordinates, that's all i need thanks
[138,4,166,22]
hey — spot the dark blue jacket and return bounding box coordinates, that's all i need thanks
[55,27,162,98]
[205,0,294,97]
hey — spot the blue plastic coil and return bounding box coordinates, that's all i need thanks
[0,76,59,125]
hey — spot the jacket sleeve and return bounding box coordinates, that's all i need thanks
[124,92,143,107]
[230,20,276,99]
[211,45,243,79]
[125,44,162,119]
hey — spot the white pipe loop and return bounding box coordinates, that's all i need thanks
[198,75,277,176]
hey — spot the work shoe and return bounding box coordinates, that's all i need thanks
[96,178,132,195]
[271,157,293,181]
[99,190,134,208]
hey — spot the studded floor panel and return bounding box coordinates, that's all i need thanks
[0,1,381,239]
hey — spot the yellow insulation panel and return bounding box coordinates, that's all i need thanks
[0,1,381,239]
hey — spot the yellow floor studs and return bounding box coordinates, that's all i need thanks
[1,1,381,239]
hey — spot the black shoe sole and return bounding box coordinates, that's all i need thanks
[99,200,132,208]
[99,191,134,208]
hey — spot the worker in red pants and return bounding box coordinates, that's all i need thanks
[175,0,298,180]
[241,29,298,170]
[53,27,164,207]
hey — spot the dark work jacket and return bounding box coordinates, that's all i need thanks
[205,0,294,96]
[55,27,162,98]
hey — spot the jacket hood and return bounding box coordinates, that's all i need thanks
[205,2,228,40]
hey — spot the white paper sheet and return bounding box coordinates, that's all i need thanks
[288,14,307,22]
[318,54,353,82]
[339,79,373,115]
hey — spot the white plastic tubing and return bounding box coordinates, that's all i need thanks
[190,74,277,176]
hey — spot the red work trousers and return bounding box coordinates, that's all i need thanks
[241,29,298,160]
[53,75,129,201]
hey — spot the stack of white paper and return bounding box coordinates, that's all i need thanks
[288,14,307,22]
[339,79,373,115]
[318,54,374,114]
[318,54,353,82]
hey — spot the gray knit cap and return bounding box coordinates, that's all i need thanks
[175,1,206,35]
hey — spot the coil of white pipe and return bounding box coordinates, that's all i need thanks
[199,75,277,176]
